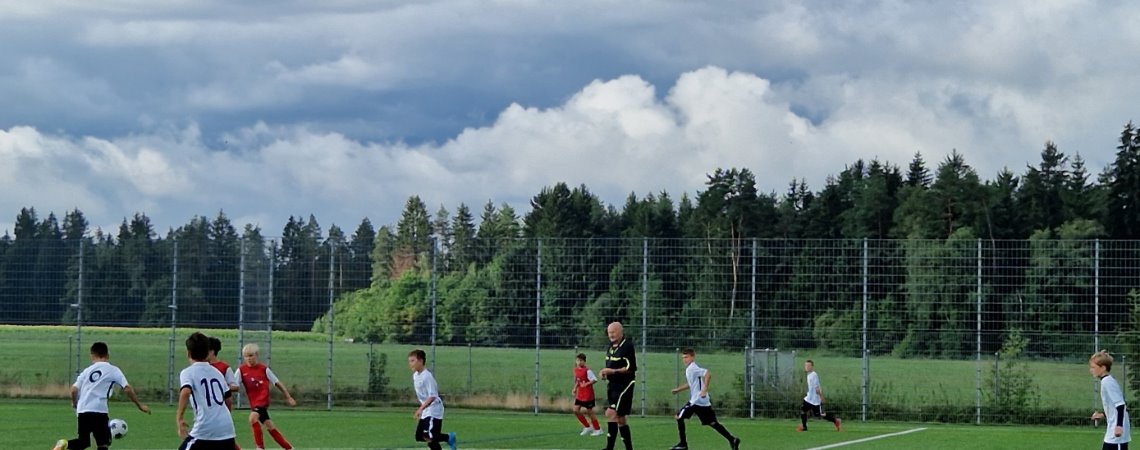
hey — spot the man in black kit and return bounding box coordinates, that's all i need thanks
[599,321,637,450]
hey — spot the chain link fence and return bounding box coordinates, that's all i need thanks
[1,236,1137,424]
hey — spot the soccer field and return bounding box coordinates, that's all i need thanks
[2,399,1103,449]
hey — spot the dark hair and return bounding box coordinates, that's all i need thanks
[208,336,222,354]
[576,353,587,361]
[681,348,696,357]
[186,332,210,361]
[90,342,109,357]
[408,349,426,363]
[806,359,815,365]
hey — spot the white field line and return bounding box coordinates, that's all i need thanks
[805,427,928,450]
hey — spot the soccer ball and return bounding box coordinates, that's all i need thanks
[108,418,128,439]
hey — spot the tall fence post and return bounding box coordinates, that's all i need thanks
[1095,239,1100,353]
[750,239,757,420]
[861,238,869,422]
[975,238,982,425]
[168,241,179,406]
[534,239,542,415]
[239,237,246,358]
[750,239,757,352]
[73,239,84,376]
[1095,239,1101,410]
[431,237,438,371]
[641,237,648,417]
[327,246,335,411]
[268,241,276,366]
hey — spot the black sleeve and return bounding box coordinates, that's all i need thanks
[1117,404,1127,427]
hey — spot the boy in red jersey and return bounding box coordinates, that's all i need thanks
[207,337,241,409]
[238,343,296,450]
[572,353,602,436]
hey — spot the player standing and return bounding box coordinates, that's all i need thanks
[1090,350,1131,450]
[52,342,151,450]
[238,344,295,450]
[177,332,238,450]
[669,348,740,450]
[600,321,637,450]
[572,353,603,436]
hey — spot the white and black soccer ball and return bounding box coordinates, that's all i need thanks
[108,418,128,439]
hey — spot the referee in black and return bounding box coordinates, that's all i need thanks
[600,321,637,450]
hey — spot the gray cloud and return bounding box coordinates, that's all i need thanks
[1,0,1137,235]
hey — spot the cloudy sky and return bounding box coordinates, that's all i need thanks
[2,0,1138,237]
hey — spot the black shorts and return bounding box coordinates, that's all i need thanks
[74,412,111,448]
[678,403,718,425]
[607,381,636,417]
[802,400,823,416]
[415,417,444,442]
[178,436,237,450]
[252,407,271,423]
[574,399,596,409]
[1103,443,1130,450]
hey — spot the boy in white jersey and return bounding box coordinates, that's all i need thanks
[52,342,150,450]
[408,349,456,450]
[177,332,238,450]
[1091,350,1131,450]
[669,348,740,450]
[798,360,841,432]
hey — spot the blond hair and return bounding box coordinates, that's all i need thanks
[242,343,260,356]
[1090,350,1114,371]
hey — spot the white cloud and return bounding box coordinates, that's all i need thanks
[2,1,1139,234]
[7,63,1129,236]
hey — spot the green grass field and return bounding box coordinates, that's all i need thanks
[0,325,1103,422]
[0,399,1109,449]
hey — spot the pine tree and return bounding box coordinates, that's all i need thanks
[370,225,397,284]
[906,152,931,188]
[395,196,432,262]
[1107,123,1140,238]
[347,218,376,290]
[449,204,477,272]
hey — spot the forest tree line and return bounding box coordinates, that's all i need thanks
[3,123,1140,357]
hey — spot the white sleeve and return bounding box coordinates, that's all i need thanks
[1108,381,1127,407]
[115,368,130,389]
[586,369,598,382]
[425,373,439,397]
[226,368,240,387]
[266,367,280,385]
[179,368,193,390]
[73,370,83,389]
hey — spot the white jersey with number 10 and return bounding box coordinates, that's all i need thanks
[180,361,236,440]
